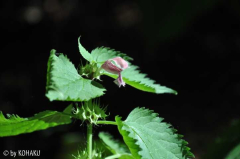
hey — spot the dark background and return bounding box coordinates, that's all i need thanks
[1,0,240,158]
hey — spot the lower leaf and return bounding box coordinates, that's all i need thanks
[116,107,194,159]
[0,110,72,137]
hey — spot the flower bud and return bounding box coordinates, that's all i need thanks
[112,57,128,69]
[101,60,122,74]
[101,57,128,87]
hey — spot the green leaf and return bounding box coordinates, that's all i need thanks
[91,47,133,64]
[91,47,176,94]
[0,110,72,137]
[46,49,105,101]
[225,143,240,159]
[116,107,194,159]
[99,132,135,159]
[77,39,176,94]
[104,65,177,94]
[63,104,74,115]
[78,37,93,62]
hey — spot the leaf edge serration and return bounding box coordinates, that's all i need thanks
[0,110,72,137]
[116,107,195,159]
[45,49,106,102]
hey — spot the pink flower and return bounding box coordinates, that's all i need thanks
[101,57,129,87]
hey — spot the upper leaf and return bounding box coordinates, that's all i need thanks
[92,47,177,94]
[91,47,133,64]
[46,49,105,101]
[104,65,177,94]
[116,107,194,159]
[78,38,176,94]
[78,37,93,62]
[0,110,72,137]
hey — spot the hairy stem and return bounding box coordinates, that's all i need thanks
[87,123,93,159]
[96,120,117,125]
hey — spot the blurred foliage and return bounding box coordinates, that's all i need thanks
[202,119,240,159]
[225,142,240,159]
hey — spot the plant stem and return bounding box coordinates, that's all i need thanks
[87,123,93,159]
[105,154,121,159]
[96,120,117,125]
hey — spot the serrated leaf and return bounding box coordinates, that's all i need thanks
[46,49,105,101]
[104,65,177,94]
[91,47,133,64]
[91,47,177,94]
[78,39,176,94]
[99,132,134,159]
[78,37,93,62]
[116,107,194,159]
[0,110,72,137]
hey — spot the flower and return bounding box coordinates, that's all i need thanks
[101,57,129,87]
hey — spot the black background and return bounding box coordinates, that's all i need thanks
[1,0,240,158]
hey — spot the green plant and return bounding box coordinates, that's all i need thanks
[0,37,194,159]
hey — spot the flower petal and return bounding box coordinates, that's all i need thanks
[101,57,129,88]
[114,73,125,87]
[112,57,128,69]
[101,60,122,74]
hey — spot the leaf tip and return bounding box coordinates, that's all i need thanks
[50,49,56,54]
[173,90,178,95]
